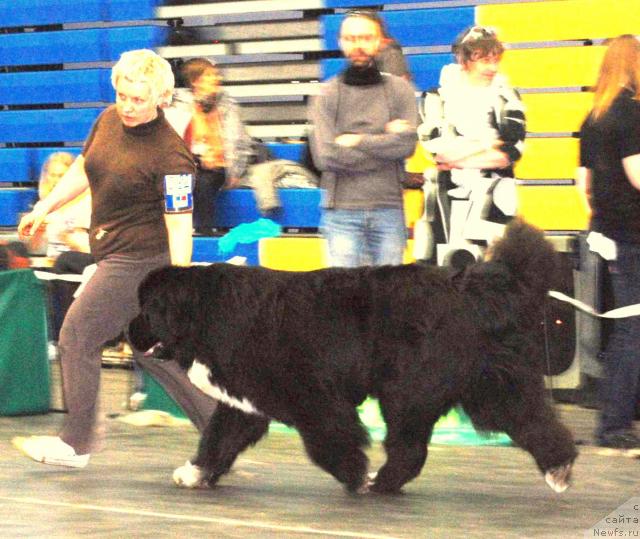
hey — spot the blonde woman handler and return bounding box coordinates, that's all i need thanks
[15,49,218,468]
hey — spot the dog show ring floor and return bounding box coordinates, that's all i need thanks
[0,363,638,538]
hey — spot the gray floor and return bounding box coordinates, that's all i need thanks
[0,364,638,539]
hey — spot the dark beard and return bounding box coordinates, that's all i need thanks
[342,61,383,86]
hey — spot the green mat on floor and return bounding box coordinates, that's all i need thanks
[143,374,511,447]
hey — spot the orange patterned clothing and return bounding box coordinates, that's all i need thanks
[186,109,226,169]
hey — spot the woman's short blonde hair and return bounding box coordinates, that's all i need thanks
[111,49,175,106]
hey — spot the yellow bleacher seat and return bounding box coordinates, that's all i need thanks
[515,137,580,180]
[405,143,433,174]
[501,46,604,89]
[259,236,417,270]
[521,92,592,134]
[477,0,640,43]
[259,237,327,271]
[517,184,589,231]
[403,188,424,229]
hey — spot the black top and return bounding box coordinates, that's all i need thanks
[580,89,640,243]
[83,106,196,261]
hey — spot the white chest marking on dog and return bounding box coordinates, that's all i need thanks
[187,360,262,416]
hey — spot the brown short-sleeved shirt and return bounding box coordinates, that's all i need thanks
[83,106,196,261]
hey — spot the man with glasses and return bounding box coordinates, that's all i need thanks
[308,10,417,267]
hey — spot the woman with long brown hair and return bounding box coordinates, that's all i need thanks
[579,34,640,452]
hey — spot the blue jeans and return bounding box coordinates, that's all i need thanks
[597,241,640,439]
[322,208,406,267]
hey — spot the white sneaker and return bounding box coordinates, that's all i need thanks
[128,391,147,411]
[12,436,90,468]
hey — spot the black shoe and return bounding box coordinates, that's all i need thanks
[598,431,640,455]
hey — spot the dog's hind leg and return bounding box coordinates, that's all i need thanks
[173,403,269,489]
[461,379,577,493]
[370,396,443,494]
[295,401,370,493]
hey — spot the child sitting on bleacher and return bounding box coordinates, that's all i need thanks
[30,152,92,263]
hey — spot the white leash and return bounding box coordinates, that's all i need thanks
[33,270,84,282]
[548,290,640,319]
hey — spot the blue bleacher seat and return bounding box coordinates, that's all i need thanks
[0,0,103,28]
[0,149,31,183]
[105,0,158,21]
[265,142,306,163]
[407,53,454,91]
[0,189,38,226]
[324,0,446,6]
[321,7,473,50]
[104,26,168,60]
[0,28,104,67]
[192,237,259,265]
[0,108,102,144]
[0,69,113,106]
[0,148,83,184]
[0,0,157,29]
[0,25,167,67]
[212,189,322,229]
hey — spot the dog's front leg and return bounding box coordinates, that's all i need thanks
[173,403,270,489]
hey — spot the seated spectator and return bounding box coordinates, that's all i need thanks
[30,152,93,266]
[166,59,318,223]
[165,58,253,235]
[417,26,525,264]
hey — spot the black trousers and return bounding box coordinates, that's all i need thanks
[193,167,225,231]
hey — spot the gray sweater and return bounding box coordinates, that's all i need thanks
[308,73,418,209]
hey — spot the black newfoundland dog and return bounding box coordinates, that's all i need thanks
[128,220,577,494]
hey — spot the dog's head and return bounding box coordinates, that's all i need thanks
[459,219,563,338]
[485,218,562,294]
[127,265,199,369]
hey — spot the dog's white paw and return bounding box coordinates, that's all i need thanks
[173,460,207,488]
[354,471,377,494]
[544,462,573,493]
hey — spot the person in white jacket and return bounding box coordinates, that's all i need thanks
[417,26,525,265]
